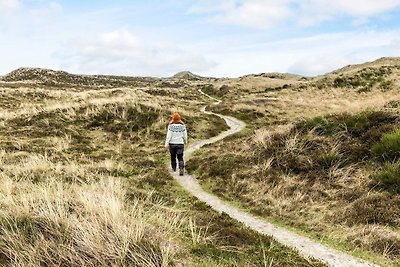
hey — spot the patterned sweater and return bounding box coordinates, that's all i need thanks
[165,123,188,147]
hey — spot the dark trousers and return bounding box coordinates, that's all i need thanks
[169,144,184,170]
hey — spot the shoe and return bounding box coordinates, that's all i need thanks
[179,168,184,176]
[172,168,176,172]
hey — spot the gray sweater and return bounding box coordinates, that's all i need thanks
[165,123,188,147]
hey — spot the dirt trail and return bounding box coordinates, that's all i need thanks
[168,90,379,267]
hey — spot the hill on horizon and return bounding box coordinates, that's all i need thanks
[1,57,400,84]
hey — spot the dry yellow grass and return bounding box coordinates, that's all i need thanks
[0,85,210,266]
[188,60,400,266]
[0,175,186,266]
[5,59,398,266]
[0,76,322,266]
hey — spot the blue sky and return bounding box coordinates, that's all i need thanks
[1,0,400,77]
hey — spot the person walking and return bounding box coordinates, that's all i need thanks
[165,112,188,176]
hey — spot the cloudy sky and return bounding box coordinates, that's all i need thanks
[1,0,400,77]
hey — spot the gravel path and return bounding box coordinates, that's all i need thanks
[168,90,379,267]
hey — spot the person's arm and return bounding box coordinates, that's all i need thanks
[183,126,188,144]
[165,126,171,147]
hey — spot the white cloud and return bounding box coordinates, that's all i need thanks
[0,0,62,26]
[0,0,21,29]
[58,29,216,76]
[29,1,62,23]
[218,0,292,29]
[198,29,400,77]
[391,39,400,52]
[190,0,293,29]
[1,1,399,78]
[327,0,400,17]
[297,0,400,25]
[191,0,400,29]
[0,0,22,20]
[286,30,400,75]
[288,56,353,76]
[189,0,235,14]
[0,0,21,10]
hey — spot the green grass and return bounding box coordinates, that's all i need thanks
[187,108,400,265]
[332,66,394,91]
[374,161,400,194]
[197,84,230,98]
[298,111,396,137]
[208,106,267,126]
[0,85,329,266]
[143,164,326,267]
[198,84,218,96]
[342,192,400,225]
[371,128,400,162]
[87,104,160,133]
[317,151,342,169]
[185,178,395,267]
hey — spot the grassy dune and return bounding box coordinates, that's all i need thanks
[188,59,400,266]
[0,79,324,266]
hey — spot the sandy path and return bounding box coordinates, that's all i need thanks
[167,90,379,267]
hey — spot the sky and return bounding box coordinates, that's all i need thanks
[1,0,400,77]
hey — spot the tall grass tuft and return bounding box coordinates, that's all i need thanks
[0,175,184,267]
[371,128,400,162]
[374,160,400,193]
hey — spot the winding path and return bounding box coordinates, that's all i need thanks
[168,90,379,267]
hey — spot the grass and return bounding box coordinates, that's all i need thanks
[371,128,400,162]
[331,66,394,92]
[0,80,325,266]
[341,192,400,226]
[188,102,400,265]
[373,161,400,194]
[0,178,179,266]
[185,173,398,267]
[2,59,400,266]
[140,165,326,267]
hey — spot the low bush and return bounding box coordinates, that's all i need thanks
[198,84,218,96]
[345,225,400,258]
[385,100,400,109]
[371,128,400,162]
[298,111,396,137]
[0,178,179,267]
[317,151,342,169]
[342,193,400,226]
[87,104,159,133]
[332,66,394,91]
[373,160,400,194]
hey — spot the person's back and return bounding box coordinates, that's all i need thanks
[165,113,187,175]
[167,123,187,145]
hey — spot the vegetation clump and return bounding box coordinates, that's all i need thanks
[373,161,400,194]
[297,111,396,138]
[0,82,324,266]
[332,66,394,92]
[371,128,400,162]
[188,107,400,264]
[197,84,230,97]
[198,84,217,96]
[341,192,400,226]
[87,104,160,133]
[2,58,400,266]
[0,179,179,267]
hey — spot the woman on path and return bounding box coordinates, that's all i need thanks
[165,112,187,176]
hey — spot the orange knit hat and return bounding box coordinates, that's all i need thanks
[172,112,181,123]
